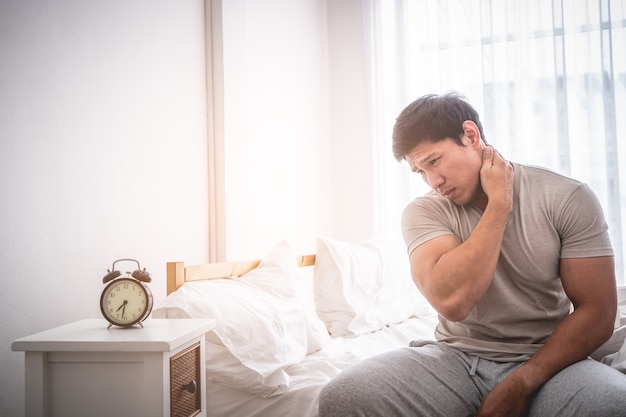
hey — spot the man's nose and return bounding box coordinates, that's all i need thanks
[425,171,444,189]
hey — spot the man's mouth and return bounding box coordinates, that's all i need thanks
[440,188,455,198]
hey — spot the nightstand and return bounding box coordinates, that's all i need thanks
[12,318,215,417]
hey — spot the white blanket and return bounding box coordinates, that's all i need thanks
[205,314,439,417]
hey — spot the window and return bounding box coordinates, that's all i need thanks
[368,0,626,286]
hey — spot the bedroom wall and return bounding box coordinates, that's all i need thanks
[220,0,331,259]
[1,0,374,414]
[221,0,372,260]
[0,1,209,416]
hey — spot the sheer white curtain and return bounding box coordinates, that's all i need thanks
[366,0,626,285]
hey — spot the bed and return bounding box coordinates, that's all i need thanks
[153,235,438,417]
[153,235,626,417]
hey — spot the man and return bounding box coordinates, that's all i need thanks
[319,93,626,417]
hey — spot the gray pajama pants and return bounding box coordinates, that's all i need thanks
[318,341,626,417]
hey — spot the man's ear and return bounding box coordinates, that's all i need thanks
[461,121,481,147]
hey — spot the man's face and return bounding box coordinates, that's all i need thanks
[405,136,485,207]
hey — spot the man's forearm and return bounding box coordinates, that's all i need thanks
[504,303,615,396]
[479,256,617,417]
[477,303,615,417]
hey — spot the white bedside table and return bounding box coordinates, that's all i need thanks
[12,318,215,417]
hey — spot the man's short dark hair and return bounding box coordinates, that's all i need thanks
[392,92,486,161]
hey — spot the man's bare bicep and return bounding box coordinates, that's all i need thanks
[409,234,461,292]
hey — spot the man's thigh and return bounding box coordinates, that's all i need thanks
[529,358,626,417]
[319,342,483,417]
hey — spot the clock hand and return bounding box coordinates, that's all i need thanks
[116,300,128,312]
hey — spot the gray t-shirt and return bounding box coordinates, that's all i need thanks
[401,163,614,361]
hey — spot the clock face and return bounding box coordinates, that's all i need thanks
[100,278,153,327]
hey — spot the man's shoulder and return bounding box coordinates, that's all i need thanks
[402,191,477,226]
[514,163,586,198]
[514,162,582,185]
[404,191,455,213]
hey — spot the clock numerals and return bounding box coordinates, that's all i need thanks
[100,277,153,327]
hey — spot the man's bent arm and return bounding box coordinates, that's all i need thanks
[477,256,617,417]
[409,146,514,321]
[409,201,510,321]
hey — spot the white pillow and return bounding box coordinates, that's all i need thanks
[314,234,432,336]
[152,241,330,397]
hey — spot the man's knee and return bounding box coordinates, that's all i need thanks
[318,373,373,417]
[318,352,409,417]
[530,360,626,417]
[584,371,626,417]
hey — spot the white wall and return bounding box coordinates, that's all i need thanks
[0,1,209,416]
[0,0,375,415]
[326,0,373,243]
[221,0,372,260]
[220,0,332,259]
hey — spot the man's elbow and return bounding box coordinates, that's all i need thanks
[598,309,617,343]
[434,299,473,322]
[582,303,617,346]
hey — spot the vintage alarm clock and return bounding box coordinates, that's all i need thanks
[100,258,153,329]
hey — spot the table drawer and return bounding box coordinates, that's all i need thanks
[170,342,201,417]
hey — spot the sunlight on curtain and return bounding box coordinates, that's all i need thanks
[367,0,626,285]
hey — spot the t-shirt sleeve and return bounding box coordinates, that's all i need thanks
[401,195,457,256]
[557,183,614,258]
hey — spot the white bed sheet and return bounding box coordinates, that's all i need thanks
[205,313,439,417]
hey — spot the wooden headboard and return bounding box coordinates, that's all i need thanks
[166,254,316,295]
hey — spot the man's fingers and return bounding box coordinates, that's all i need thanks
[483,145,494,166]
